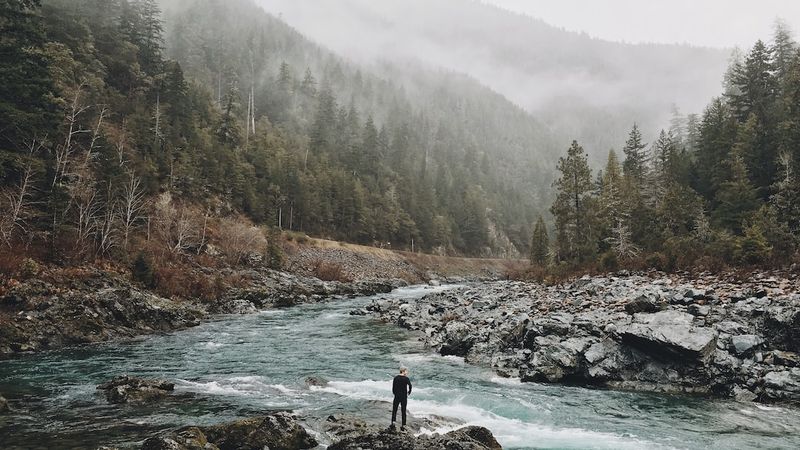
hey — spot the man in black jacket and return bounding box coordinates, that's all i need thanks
[391,366,412,431]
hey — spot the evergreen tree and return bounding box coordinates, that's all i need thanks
[622,123,647,181]
[599,149,624,238]
[693,98,737,200]
[529,216,549,266]
[713,148,760,233]
[551,140,597,264]
[772,20,797,84]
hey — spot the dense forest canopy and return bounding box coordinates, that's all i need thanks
[0,0,560,264]
[1,0,799,274]
[544,22,800,271]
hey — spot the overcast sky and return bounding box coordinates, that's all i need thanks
[484,0,799,48]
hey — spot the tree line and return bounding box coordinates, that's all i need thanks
[539,23,800,272]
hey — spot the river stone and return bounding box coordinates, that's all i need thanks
[619,310,717,361]
[97,375,174,404]
[730,334,764,355]
[625,295,661,314]
[762,369,800,401]
[201,412,318,450]
[305,376,329,387]
[142,427,218,450]
[0,393,8,413]
[440,321,476,357]
[328,425,501,450]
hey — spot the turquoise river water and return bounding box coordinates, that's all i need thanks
[2,285,800,449]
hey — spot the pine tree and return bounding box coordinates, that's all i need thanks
[550,140,597,264]
[713,148,760,233]
[599,149,624,234]
[529,216,549,266]
[216,79,242,147]
[728,40,777,122]
[622,124,648,181]
[772,20,797,84]
[694,98,737,200]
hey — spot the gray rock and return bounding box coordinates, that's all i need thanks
[328,424,502,450]
[97,375,174,404]
[730,335,764,355]
[625,295,661,314]
[0,393,8,413]
[304,376,329,387]
[142,427,219,450]
[763,369,800,401]
[201,413,318,450]
[440,321,476,357]
[619,311,717,361]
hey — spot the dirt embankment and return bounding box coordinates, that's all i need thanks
[283,237,526,283]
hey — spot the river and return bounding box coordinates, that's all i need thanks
[2,284,800,449]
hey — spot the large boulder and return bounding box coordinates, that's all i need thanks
[97,375,174,404]
[439,321,476,357]
[729,334,764,356]
[618,310,717,362]
[523,337,594,383]
[624,295,662,315]
[762,368,800,402]
[142,427,218,450]
[763,307,800,352]
[201,412,317,450]
[328,425,502,450]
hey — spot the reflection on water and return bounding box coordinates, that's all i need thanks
[2,284,800,449]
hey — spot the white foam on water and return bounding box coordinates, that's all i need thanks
[203,341,224,349]
[394,353,466,366]
[441,355,467,365]
[754,404,784,412]
[258,309,285,316]
[314,379,445,399]
[490,376,522,386]
[177,376,302,399]
[313,379,671,450]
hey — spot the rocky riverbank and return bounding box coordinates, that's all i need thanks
[0,266,404,359]
[90,376,502,450]
[363,271,800,403]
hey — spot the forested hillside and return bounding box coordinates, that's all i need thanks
[257,0,730,163]
[542,24,800,272]
[0,0,560,266]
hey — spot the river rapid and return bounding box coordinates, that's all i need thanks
[2,284,800,449]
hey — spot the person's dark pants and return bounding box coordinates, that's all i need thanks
[392,395,407,426]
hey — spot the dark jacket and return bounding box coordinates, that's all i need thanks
[392,375,412,398]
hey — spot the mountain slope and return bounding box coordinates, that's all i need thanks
[157,0,563,256]
[256,0,731,160]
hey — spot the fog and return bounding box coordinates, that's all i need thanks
[255,0,766,154]
[487,0,800,48]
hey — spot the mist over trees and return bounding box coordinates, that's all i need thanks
[546,22,800,271]
[256,0,730,164]
[0,0,562,264]
[1,0,798,274]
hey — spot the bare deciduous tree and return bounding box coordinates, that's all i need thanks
[120,171,146,252]
[152,192,201,255]
[95,186,117,257]
[0,137,44,247]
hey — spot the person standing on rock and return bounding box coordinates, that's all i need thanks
[391,366,412,431]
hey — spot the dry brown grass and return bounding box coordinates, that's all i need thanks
[311,259,353,282]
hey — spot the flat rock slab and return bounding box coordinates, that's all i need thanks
[618,311,717,361]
